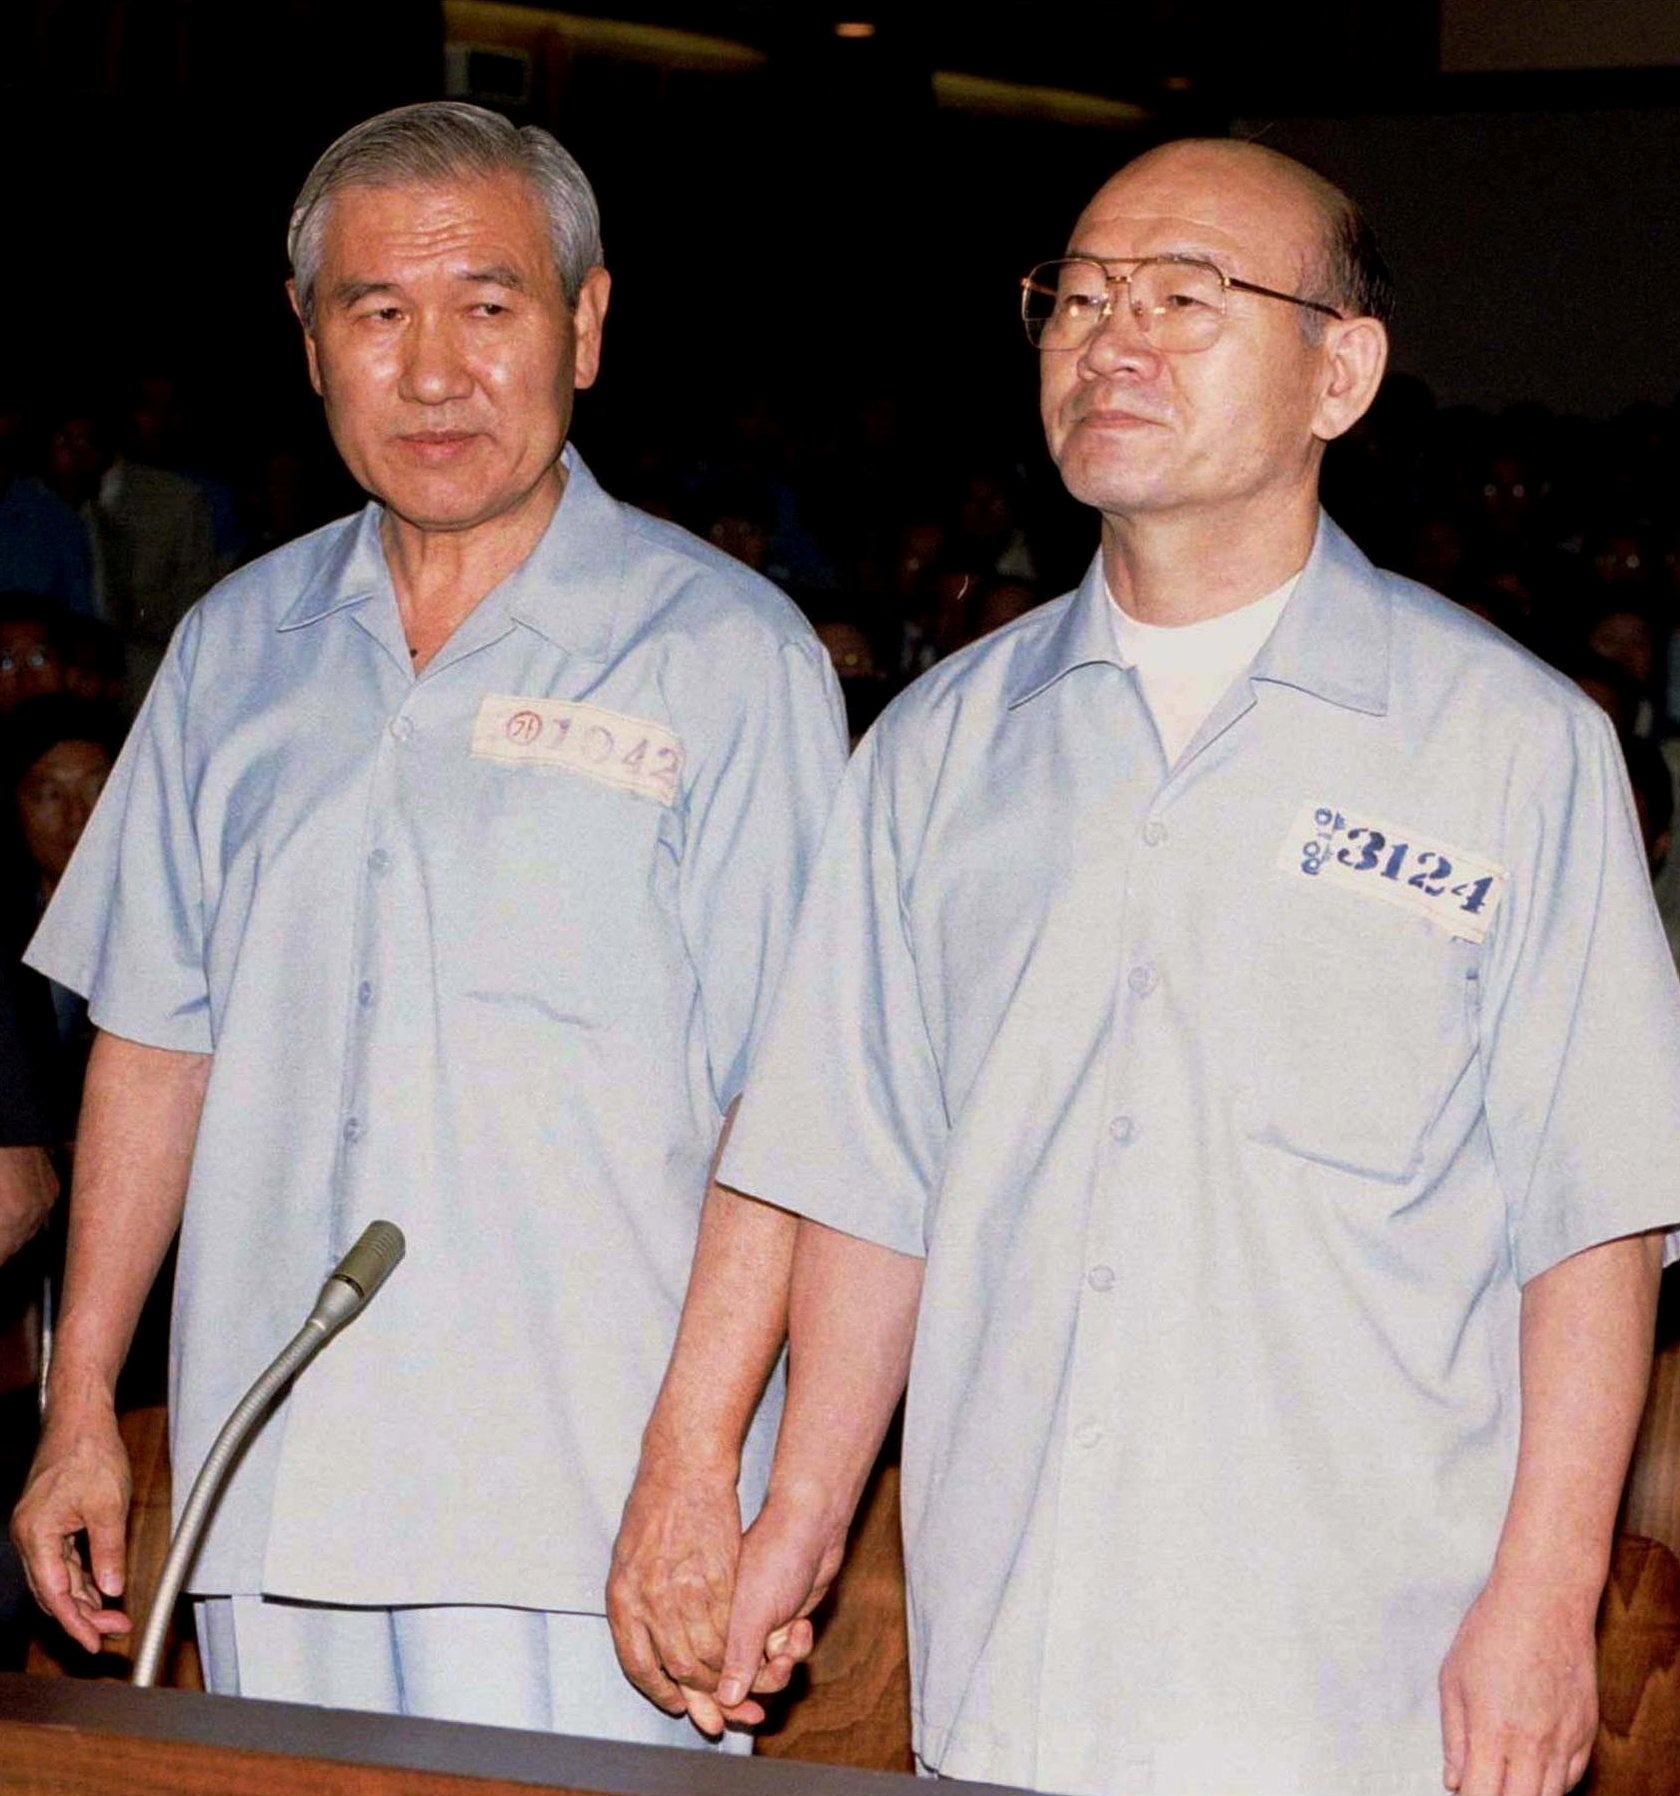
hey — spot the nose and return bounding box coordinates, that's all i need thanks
[1077,284,1164,381]
[397,311,474,409]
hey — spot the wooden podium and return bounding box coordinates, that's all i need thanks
[0,1673,1031,1796]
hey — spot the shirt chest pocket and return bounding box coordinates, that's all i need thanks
[1241,895,1481,1182]
[444,761,679,1022]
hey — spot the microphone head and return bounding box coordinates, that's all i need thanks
[330,1221,406,1303]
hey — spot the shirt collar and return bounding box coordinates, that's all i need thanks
[1004,553,1124,709]
[1248,511,1389,717]
[277,445,631,662]
[1004,509,1390,716]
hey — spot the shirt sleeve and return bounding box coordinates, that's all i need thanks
[679,631,847,1112]
[25,620,213,1054]
[1481,701,1680,1283]
[719,725,946,1258]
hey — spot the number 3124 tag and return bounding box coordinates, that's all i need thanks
[1279,802,1508,943]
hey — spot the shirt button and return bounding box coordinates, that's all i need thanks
[342,1117,361,1145]
[1141,819,1167,846]
[1086,1264,1116,1292]
[1073,1422,1104,1449]
[357,980,373,1008]
[368,848,390,874]
[1127,964,1157,996]
[389,715,415,742]
[1109,1114,1134,1145]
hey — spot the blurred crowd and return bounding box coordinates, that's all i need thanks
[2,363,1680,1110]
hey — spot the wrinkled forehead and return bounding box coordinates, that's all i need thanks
[1070,154,1324,289]
[317,170,551,264]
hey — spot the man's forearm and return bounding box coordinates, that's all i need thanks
[638,1177,798,1473]
[711,1219,924,1714]
[766,1217,924,1534]
[1492,1228,1666,1607]
[1437,1230,1666,1793]
[47,1031,210,1414]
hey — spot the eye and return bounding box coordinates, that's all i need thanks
[473,301,510,317]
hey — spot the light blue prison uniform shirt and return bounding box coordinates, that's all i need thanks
[29,448,847,1610]
[721,516,1680,1796]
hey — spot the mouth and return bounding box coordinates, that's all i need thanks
[396,430,485,463]
[1072,408,1166,431]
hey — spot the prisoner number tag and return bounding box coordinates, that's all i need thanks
[1279,801,1507,943]
[471,693,684,806]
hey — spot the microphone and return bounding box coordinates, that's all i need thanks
[131,1222,406,1687]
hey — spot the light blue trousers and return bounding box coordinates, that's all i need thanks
[194,1596,751,1753]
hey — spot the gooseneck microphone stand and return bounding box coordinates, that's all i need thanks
[131,1221,406,1688]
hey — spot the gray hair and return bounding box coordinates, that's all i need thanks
[288,101,602,325]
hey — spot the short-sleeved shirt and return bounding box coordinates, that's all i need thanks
[29,448,847,1608]
[721,515,1680,1796]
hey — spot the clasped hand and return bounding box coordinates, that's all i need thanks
[608,1468,833,1735]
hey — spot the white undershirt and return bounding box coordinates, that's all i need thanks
[1109,572,1300,764]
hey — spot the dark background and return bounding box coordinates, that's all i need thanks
[5,0,1678,520]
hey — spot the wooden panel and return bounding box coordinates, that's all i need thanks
[0,1675,1033,1796]
[0,1718,566,1796]
[755,1441,912,1773]
[1587,1535,1680,1796]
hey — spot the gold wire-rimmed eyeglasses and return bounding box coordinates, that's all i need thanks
[1021,255,1344,353]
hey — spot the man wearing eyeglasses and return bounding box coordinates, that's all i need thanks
[617,139,1680,1794]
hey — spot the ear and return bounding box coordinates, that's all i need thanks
[1310,315,1388,443]
[287,279,325,399]
[570,266,612,392]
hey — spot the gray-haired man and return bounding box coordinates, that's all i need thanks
[12,102,845,1737]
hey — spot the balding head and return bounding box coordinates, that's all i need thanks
[1037,135,1391,536]
[1078,140,1393,330]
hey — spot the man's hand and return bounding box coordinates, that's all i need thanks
[1439,1575,1598,1796]
[713,1494,845,1720]
[11,1400,133,1653]
[0,1145,57,1265]
[607,1456,745,1735]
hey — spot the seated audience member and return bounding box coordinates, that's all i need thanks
[698,475,777,577]
[0,389,93,615]
[0,598,65,715]
[972,576,1042,640]
[1567,650,1645,742]
[122,372,245,574]
[812,611,894,748]
[947,469,1037,585]
[1587,602,1663,738]
[2,696,125,1135]
[1622,735,1674,877]
[51,614,127,712]
[44,405,217,695]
